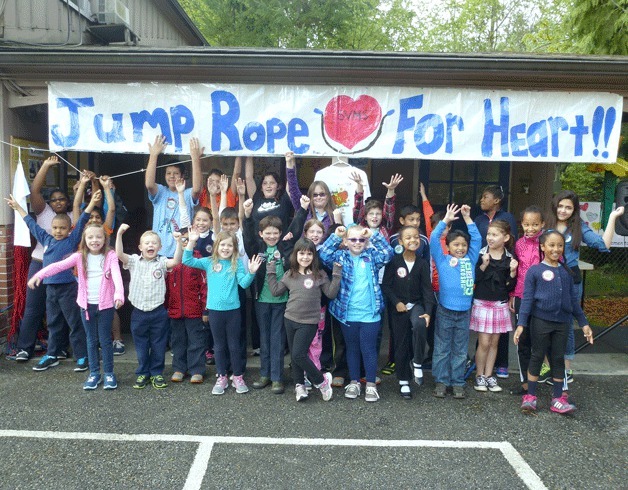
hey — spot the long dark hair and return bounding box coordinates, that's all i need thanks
[288,238,320,276]
[547,190,582,249]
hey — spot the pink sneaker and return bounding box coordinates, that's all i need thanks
[550,396,576,414]
[521,394,537,411]
[212,375,229,395]
[232,375,249,394]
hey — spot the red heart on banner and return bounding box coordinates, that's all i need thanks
[323,95,382,150]
[580,203,589,211]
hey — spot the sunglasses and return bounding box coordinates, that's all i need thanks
[347,238,366,243]
[312,192,326,198]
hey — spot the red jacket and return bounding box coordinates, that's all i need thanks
[166,250,207,319]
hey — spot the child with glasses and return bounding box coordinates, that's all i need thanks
[319,224,393,402]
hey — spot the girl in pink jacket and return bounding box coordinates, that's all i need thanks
[28,223,124,390]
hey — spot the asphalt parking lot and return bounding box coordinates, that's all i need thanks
[0,329,626,490]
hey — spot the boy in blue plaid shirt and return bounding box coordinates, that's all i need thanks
[319,225,393,402]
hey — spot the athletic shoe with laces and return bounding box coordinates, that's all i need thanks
[486,376,503,392]
[205,350,215,365]
[474,375,488,392]
[520,394,537,411]
[83,374,101,390]
[151,375,167,389]
[365,385,380,402]
[381,362,395,375]
[538,362,551,384]
[318,372,333,401]
[103,373,118,390]
[232,375,249,394]
[495,367,509,379]
[295,384,309,402]
[15,350,29,362]
[112,340,125,356]
[550,396,576,414]
[212,375,229,395]
[32,355,59,371]
[565,369,574,384]
[74,357,89,372]
[133,374,149,389]
[344,383,361,399]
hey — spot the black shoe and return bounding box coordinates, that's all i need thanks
[57,350,68,360]
[510,386,528,396]
[399,384,412,400]
[15,350,29,362]
[32,355,59,371]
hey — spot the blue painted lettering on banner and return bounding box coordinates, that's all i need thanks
[393,95,463,155]
[94,113,125,144]
[482,97,592,158]
[130,108,172,144]
[211,90,310,154]
[50,97,96,148]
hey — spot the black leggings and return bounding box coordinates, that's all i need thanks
[392,305,428,382]
[284,318,324,386]
[528,316,568,380]
[514,297,532,383]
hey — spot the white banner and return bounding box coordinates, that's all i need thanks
[48,82,622,162]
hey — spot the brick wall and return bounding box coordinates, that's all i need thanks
[0,224,14,341]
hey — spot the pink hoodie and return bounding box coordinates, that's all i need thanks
[34,250,124,310]
[513,231,543,298]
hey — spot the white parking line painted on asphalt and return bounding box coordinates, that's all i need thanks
[0,430,547,490]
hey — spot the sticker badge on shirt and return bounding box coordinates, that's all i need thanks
[449,257,459,267]
[303,278,314,289]
[394,244,403,254]
[213,263,222,273]
[152,269,163,279]
[273,250,281,260]
[104,270,111,280]
[565,235,572,243]
[206,244,213,254]
[397,267,407,278]
[542,270,555,281]
[166,197,176,210]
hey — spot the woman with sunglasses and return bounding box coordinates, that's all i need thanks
[319,224,393,402]
[285,151,338,233]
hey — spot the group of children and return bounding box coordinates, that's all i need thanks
[7,144,625,414]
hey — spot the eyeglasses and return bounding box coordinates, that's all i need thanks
[347,238,366,243]
[312,192,326,198]
[49,198,67,203]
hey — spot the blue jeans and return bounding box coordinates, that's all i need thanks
[171,318,209,376]
[565,282,583,360]
[432,305,471,387]
[130,306,169,377]
[208,309,244,377]
[339,319,381,383]
[255,301,286,381]
[46,283,87,360]
[81,305,114,375]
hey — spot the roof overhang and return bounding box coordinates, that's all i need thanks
[1,47,627,99]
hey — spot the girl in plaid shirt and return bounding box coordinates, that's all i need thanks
[319,225,393,402]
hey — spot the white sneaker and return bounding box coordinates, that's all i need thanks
[365,385,380,402]
[474,376,488,392]
[344,382,361,399]
[295,384,309,402]
[318,372,333,401]
[232,375,249,394]
[486,376,503,392]
[212,375,229,395]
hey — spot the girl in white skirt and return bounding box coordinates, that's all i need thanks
[470,220,518,392]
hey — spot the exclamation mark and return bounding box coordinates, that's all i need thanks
[592,106,616,158]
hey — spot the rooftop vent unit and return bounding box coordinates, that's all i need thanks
[96,0,130,26]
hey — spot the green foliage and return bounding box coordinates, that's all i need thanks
[567,0,628,55]
[560,163,604,201]
[179,0,420,49]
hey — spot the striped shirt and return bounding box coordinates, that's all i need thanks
[124,254,169,311]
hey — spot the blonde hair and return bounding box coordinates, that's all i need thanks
[139,230,161,244]
[212,231,240,273]
[79,224,111,279]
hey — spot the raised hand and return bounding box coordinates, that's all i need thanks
[118,223,130,234]
[243,198,254,218]
[236,177,246,197]
[460,204,471,218]
[510,258,519,273]
[300,195,310,210]
[43,156,60,168]
[189,137,204,160]
[443,204,460,224]
[148,134,167,156]
[335,226,347,237]
[248,254,263,273]
[383,173,403,196]
[220,174,229,194]
[285,151,296,169]
[175,178,186,194]
[361,227,373,239]
[99,175,113,189]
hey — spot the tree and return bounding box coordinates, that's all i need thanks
[567,0,628,56]
[179,0,420,50]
